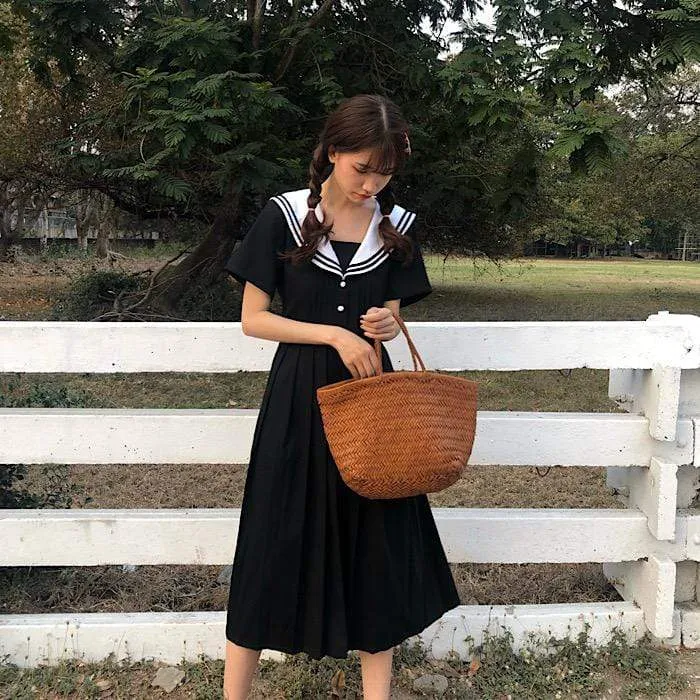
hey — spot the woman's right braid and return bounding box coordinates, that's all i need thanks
[307,143,326,213]
[278,142,334,264]
[302,142,333,244]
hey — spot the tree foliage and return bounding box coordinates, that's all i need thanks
[0,0,696,286]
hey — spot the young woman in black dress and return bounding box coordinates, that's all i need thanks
[223,94,460,699]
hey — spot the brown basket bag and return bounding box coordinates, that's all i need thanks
[316,311,478,499]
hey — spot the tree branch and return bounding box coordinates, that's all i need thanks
[273,0,336,83]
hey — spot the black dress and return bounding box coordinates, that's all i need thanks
[224,187,460,660]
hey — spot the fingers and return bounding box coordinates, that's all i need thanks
[369,347,383,375]
[349,360,372,379]
[360,315,398,340]
[360,308,393,337]
[362,306,392,320]
[359,354,381,378]
[373,317,396,332]
[351,348,382,379]
[360,310,395,331]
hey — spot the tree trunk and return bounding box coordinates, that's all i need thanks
[76,193,90,252]
[95,196,116,258]
[95,222,111,257]
[147,185,243,314]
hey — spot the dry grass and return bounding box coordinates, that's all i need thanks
[1,250,697,698]
[0,252,680,616]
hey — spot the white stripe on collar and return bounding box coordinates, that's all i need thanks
[270,187,416,279]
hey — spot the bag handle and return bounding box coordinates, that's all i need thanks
[373,310,426,375]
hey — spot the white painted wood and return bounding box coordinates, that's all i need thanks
[610,313,700,429]
[437,508,690,564]
[0,311,698,666]
[426,602,655,658]
[646,312,700,368]
[676,464,700,509]
[679,601,700,648]
[0,603,648,668]
[645,366,681,441]
[0,409,693,466]
[648,555,677,638]
[602,313,698,643]
[1,317,699,373]
[605,466,630,496]
[647,608,683,648]
[0,322,279,372]
[0,408,259,465]
[627,457,678,540]
[606,366,681,441]
[608,368,636,408]
[683,513,700,562]
[675,561,697,602]
[603,555,676,638]
[0,507,691,567]
[679,370,700,417]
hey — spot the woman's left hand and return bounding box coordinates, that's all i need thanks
[359,306,400,341]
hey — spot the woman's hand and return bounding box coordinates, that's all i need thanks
[360,306,400,341]
[331,328,383,379]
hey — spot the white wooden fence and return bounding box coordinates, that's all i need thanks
[0,310,699,668]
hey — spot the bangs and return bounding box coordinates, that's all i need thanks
[364,142,400,175]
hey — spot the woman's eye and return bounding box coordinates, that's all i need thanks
[356,167,394,176]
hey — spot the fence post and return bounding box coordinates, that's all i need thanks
[605,311,700,641]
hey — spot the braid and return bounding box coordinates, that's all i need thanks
[279,143,333,265]
[308,143,325,212]
[376,183,414,264]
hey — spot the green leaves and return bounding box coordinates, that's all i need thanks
[157,174,192,201]
[81,13,303,215]
[3,0,696,262]
[549,109,628,176]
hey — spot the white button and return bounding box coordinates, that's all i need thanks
[337,305,344,311]
[340,281,346,287]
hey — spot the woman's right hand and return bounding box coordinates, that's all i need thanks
[331,328,383,379]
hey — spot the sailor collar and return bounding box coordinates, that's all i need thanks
[270,187,416,279]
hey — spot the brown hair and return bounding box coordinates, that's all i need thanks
[280,94,415,266]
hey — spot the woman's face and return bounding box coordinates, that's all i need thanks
[328,146,395,203]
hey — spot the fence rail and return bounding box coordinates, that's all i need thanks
[1,311,698,667]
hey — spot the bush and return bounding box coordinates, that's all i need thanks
[49,270,143,321]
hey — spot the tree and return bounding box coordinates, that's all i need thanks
[1,0,697,315]
[0,4,64,250]
[527,64,699,257]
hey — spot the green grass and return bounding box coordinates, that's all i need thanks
[417,255,699,321]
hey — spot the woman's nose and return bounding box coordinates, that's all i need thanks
[362,177,382,194]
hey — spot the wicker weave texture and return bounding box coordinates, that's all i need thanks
[317,370,478,499]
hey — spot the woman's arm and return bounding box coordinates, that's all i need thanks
[230,277,342,347]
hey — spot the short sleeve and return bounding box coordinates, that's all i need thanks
[385,220,432,308]
[224,199,286,298]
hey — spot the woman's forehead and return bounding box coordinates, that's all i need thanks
[349,147,396,170]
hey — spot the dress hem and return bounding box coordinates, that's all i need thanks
[225,594,461,661]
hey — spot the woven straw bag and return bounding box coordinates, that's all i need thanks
[316,312,478,499]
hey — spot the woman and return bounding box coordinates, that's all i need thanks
[223,94,460,700]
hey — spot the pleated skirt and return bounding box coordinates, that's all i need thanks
[225,341,461,659]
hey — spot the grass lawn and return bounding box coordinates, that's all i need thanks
[1,249,698,698]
